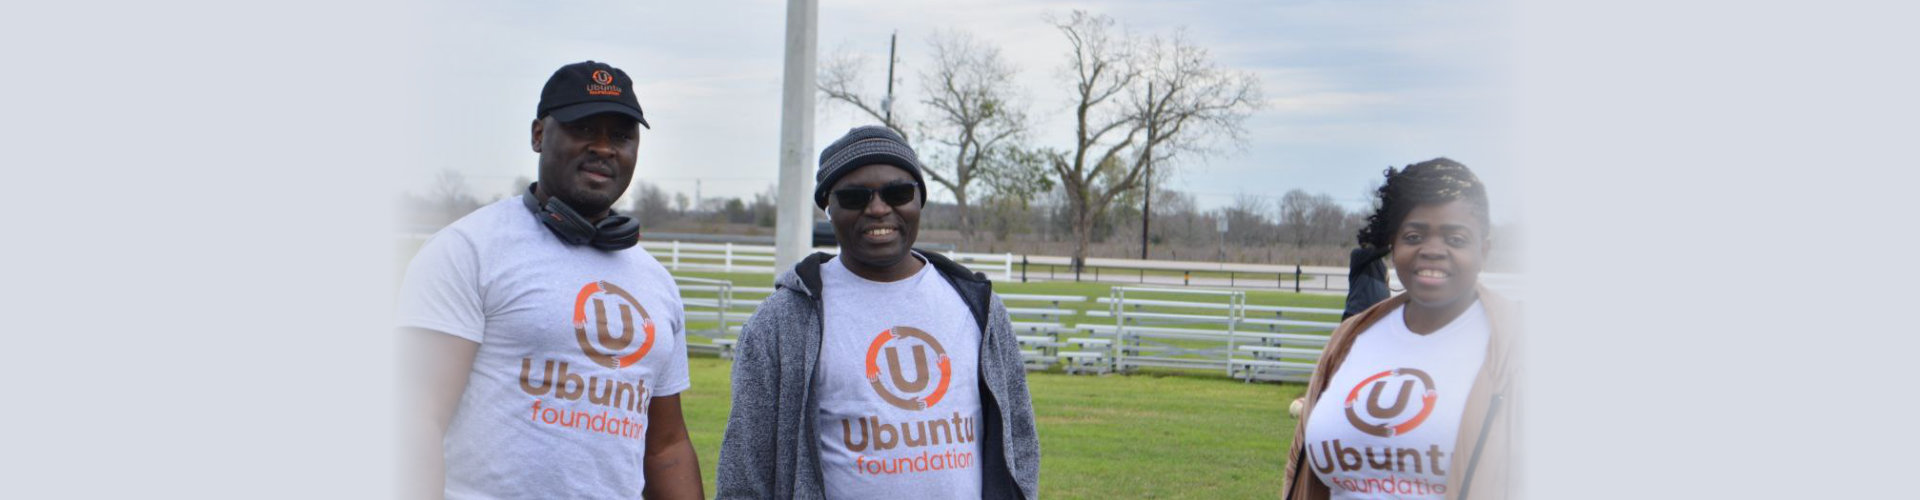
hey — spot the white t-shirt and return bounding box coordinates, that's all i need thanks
[1303,301,1489,499]
[814,254,985,500]
[398,197,691,500]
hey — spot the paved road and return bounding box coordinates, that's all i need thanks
[1009,266,1348,294]
[1009,264,1526,300]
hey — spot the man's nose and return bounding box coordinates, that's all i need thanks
[863,192,893,216]
[584,132,617,156]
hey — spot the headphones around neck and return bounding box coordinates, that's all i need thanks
[522,183,640,251]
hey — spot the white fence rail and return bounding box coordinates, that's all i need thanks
[640,241,779,274]
[407,233,1522,299]
[638,240,1015,281]
[405,233,1510,382]
[673,275,1339,383]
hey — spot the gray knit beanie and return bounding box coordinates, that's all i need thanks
[814,125,927,209]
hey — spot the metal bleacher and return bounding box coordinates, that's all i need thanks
[676,277,1339,383]
[674,276,771,359]
[1002,293,1095,371]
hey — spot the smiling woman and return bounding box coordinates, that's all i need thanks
[1283,159,1520,500]
[1359,159,1493,333]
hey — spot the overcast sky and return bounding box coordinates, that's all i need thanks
[414,0,1514,224]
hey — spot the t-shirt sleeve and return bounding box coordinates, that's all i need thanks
[396,231,487,343]
[652,290,693,397]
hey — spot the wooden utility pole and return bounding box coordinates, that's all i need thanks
[883,31,897,124]
[1140,82,1155,260]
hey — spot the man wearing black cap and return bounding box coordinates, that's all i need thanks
[399,61,703,499]
[714,126,1040,499]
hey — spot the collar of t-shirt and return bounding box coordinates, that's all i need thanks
[826,251,932,287]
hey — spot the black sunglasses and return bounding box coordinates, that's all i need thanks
[832,183,918,210]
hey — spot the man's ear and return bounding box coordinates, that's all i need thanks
[530,118,545,153]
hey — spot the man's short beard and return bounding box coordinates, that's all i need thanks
[537,167,621,215]
[556,188,617,215]
[848,249,910,270]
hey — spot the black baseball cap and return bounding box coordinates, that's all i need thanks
[536,60,650,128]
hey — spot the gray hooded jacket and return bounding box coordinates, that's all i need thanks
[715,251,1040,499]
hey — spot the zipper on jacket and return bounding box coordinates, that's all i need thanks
[805,286,829,494]
[1456,393,1505,499]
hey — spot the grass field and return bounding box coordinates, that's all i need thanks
[681,356,1307,498]
[671,270,1329,498]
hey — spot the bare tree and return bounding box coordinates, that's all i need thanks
[630,181,673,228]
[1047,11,1138,270]
[818,43,910,138]
[1279,189,1314,248]
[1225,193,1272,245]
[915,30,1028,241]
[1280,189,1346,248]
[1150,188,1202,245]
[1130,30,1262,183]
[1306,197,1347,246]
[750,184,777,227]
[429,169,480,222]
[821,32,1029,243]
[977,146,1055,242]
[1043,10,1262,270]
[723,198,751,224]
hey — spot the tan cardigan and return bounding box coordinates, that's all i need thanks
[1283,286,1520,500]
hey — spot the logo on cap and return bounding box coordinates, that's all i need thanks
[586,68,623,97]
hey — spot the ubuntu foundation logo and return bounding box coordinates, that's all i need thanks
[571,281,656,369]
[1344,368,1437,437]
[865,326,952,411]
[586,69,621,96]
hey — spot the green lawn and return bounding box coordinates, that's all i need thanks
[681,356,1305,499]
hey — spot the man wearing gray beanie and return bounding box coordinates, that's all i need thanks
[717,126,1040,499]
[812,125,928,209]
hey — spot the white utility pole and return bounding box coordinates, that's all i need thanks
[774,0,818,271]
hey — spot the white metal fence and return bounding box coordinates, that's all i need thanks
[641,241,779,274]
[673,275,1340,383]
[642,240,1015,282]
[406,234,1523,299]
[1067,287,1339,382]
[640,239,1523,300]
[403,234,1513,383]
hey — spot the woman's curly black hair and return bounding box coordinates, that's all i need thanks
[1356,157,1491,254]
